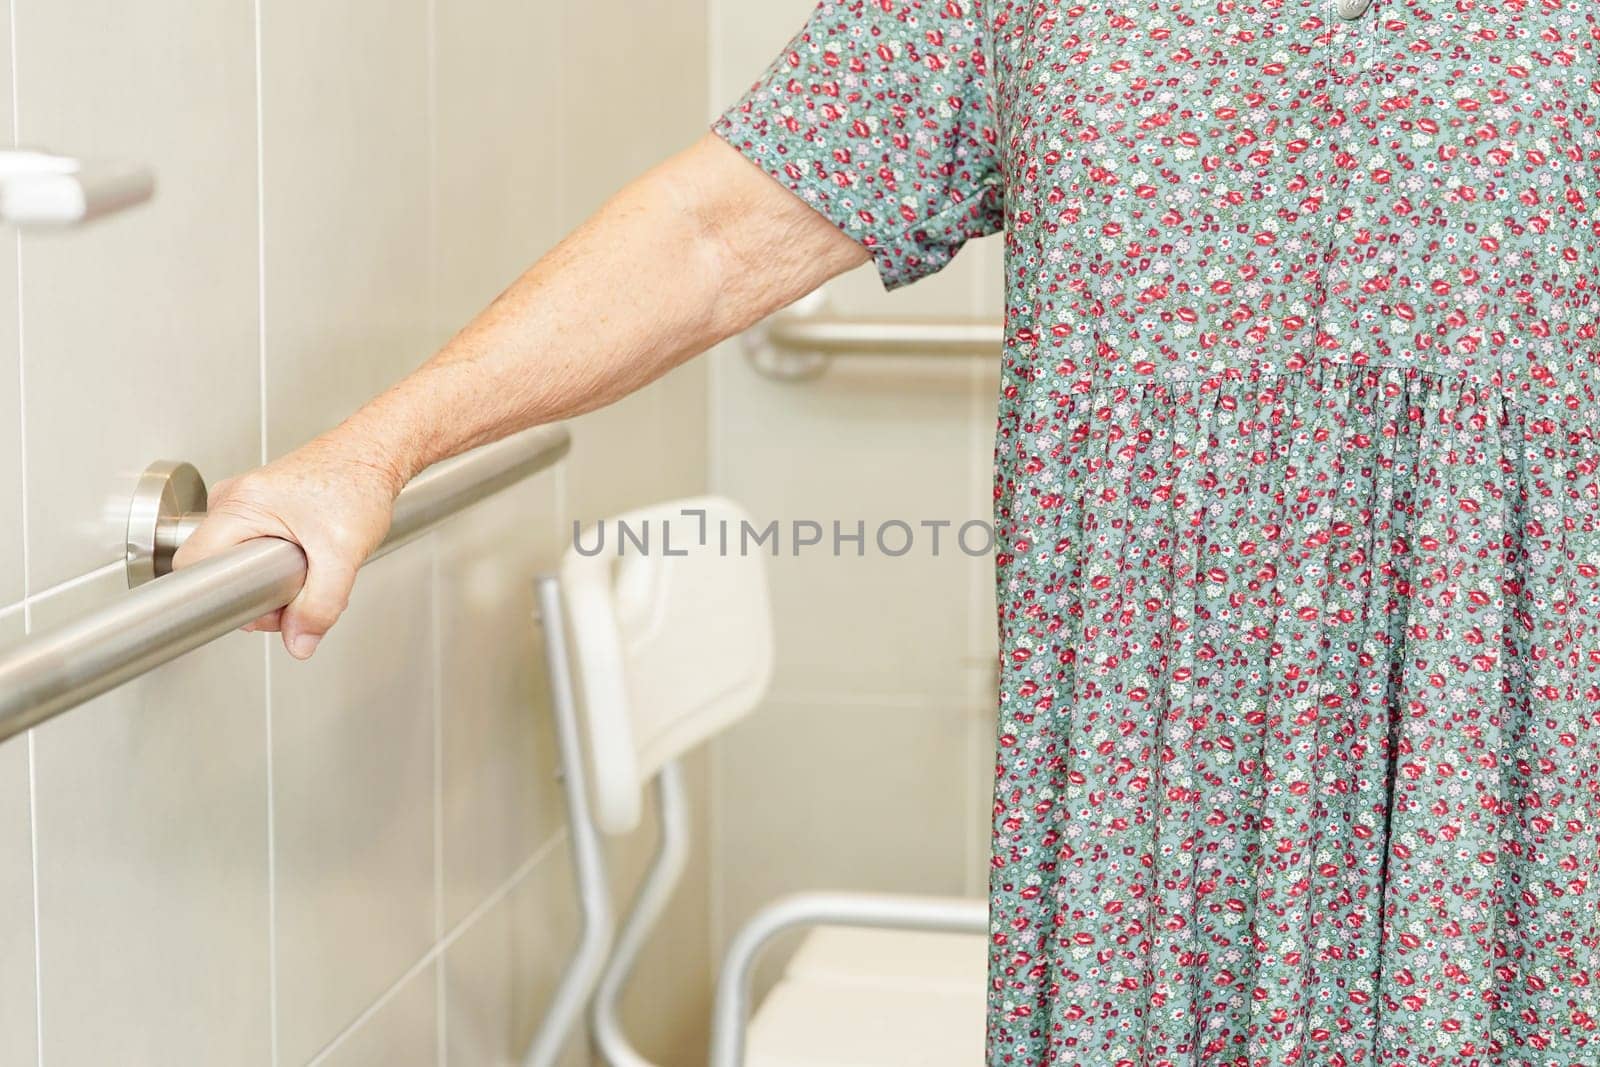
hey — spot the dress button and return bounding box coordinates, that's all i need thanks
[1335,0,1371,19]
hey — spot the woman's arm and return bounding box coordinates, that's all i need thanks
[173,132,870,659]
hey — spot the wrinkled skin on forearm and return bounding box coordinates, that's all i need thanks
[173,134,869,659]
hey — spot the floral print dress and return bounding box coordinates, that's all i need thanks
[712,0,1600,1063]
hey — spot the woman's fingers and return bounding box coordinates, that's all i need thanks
[278,555,358,660]
[172,493,297,636]
[170,506,274,572]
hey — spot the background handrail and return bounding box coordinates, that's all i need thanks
[741,293,1003,382]
[0,424,570,743]
[765,315,1003,356]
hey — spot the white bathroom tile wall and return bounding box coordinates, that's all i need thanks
[3,0,728,1062]
[270,543,438,1067]
[560,0,713,217]
[259,0,432,456]
[826,239,997,319]
[715,349,993,704]
[711,0,816,112]
[716,697,974,994]
[970,228,1009,320]
[708,0,1007,993]
[316,962,438,1067]
[0,611,35,1067]
[559,0,714,530]
[966,704,1000,897]
[28,569,271,1067]
[962,240,1007,711]
[964,254,1005,896]
[646,357,712,502]
[564,360,712,540]
[435,477,566,929]
[718,697,973,906]
[431,0,567,343]
[429,0,574,933]
[15,0,261,590]
[444,842,584,1067]
[0,742,33,1067]
[707,314,1000,985]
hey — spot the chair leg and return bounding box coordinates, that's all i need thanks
[589,761,691,1067]
[522,575,617,1067]
[709,892,988,1067]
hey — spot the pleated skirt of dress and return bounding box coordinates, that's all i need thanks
[986,359,1600,1066]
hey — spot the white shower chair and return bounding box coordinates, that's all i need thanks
[523,495,989,1067]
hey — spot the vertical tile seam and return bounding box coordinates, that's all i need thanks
[262,636,277,1067]
[8,0,22,612]
[423,0,445,1061]
[423,0,438,351]
[703,0,728,968]
[430,536,446,1067]
[250,2,278,1064]
[706,0,728,965]
[9,2,42,1062]
[26,733,40,1067]
[253,0,267,472]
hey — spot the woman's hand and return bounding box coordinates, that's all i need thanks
[171,434,406,660]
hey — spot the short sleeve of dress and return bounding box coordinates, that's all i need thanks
[711,0,1004,292]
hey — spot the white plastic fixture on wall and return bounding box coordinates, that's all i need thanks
[0,148,154,226]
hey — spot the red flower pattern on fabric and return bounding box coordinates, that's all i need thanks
[715,1,1600,1063]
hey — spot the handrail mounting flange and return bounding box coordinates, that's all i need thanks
[125,460,208,589]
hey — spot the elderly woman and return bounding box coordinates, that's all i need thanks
[179,0,1600,1062]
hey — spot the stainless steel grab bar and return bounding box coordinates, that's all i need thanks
[743,293,1002,381]
[765,316,1004,356]
[0,425,570,743]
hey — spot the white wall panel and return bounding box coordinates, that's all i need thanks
[16,0,259,590]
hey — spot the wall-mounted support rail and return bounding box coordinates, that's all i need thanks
[743,292,1002,381]
[0,425,570,743]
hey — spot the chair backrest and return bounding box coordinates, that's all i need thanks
[559,494,775,835]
